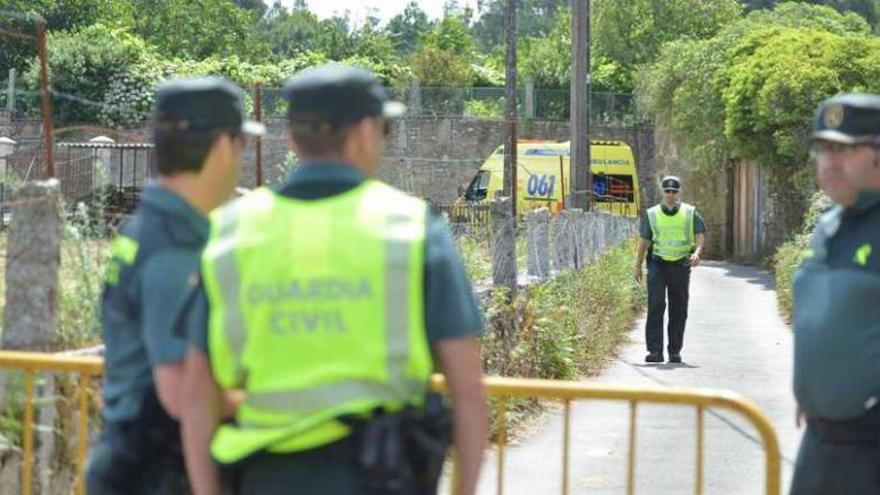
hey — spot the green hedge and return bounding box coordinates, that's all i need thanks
[773,192,831,322]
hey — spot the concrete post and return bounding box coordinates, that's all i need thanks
[552,209,580,272]
[525,76,535,119]
[89,135,114,192]
[575,212,595,268]
[409,78,422,117]
[0,137,15,212]
[2,179,61,350]
[597,212,613,253]
[526,207,550,279]
[491,197,517,293]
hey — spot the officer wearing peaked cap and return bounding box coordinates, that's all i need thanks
[634,175,706,364]
[86,78,262,494]
[790,94,880,494]
[180,64,489,495]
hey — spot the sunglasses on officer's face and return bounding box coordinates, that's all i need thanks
[664,189,679,194]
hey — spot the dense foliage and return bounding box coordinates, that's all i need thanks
[642,2,879,183]
[5,0,880,127]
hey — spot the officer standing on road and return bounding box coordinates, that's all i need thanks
[180,64,489,495]
[790,94,880,494]
[634,176,706,363]
[86,78,263,494]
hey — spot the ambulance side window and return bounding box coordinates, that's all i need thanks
[465,171,490,201]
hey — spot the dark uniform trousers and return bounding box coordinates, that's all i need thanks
[86,424,189,495]
[86,393,189,495]
[790,408,880,494]
[646,257,691,355]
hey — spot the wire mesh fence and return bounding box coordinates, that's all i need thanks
[247,86,639,122]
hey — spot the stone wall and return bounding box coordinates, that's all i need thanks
[4,117,657,213]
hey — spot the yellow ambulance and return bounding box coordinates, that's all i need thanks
[458,139,641,217]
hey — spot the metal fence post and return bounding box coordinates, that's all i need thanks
[525,76,535,120]
[409,78,421,117]
[6,68,16,116]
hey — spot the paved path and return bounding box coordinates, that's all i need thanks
[471,261,801,494]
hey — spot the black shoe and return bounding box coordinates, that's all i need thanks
[669,353,682,363]
[645,353,664,363]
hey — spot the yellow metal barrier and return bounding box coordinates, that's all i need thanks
[430,375,781,495]
[0,351,102,495]
[0,352,780,495]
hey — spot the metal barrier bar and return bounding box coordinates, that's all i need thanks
[0,353,780,495]
[430,375,781,495]
[628,401,638,495]
[0,351,102,495]
[496,396,507,495]
[562,399,571,495]
[77,374,92,495]
[22,370,34,495]
[697,406,705,495]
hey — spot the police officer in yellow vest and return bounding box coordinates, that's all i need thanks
[634,176,706,363]
[790,94,880,494]
[179,64,489,495]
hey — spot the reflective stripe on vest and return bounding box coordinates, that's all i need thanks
[647,203,695,261]
[202,181,432,463]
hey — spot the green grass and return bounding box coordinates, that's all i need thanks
[456,229,492,282]
[480,238,645,380]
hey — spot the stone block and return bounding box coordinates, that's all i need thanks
[2,179,60,350]
[526,208,550,279]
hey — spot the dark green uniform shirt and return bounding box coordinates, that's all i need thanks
[100,184,208,422]
[793,192,880,420]
[187,161,485,351]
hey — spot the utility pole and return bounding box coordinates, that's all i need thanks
[254,85,263,186]
[36,20,54,179]
[504,0,518,217]
[570,0,591,210]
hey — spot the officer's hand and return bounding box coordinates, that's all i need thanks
[689,253,701,267]
[634,265,643,284]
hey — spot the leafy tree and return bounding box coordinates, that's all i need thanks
[471,0,568,52]
[409,46,475,87]
[643,0,871,169]
[408,12,482,87]
[740,0,880,27]
[642,1,880,238]
[233,0,267,16]
[519,7,633,91]
[0,0,121,75]
[420,14,477,57]
[259,6,324,57]
[386,1,434,54]
[22,23,157,126]
[115,0,269,61]
[593,0,742,70]
[723,28,880,166]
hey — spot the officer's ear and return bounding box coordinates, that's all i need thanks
[873,139,880,168]
[287,133,299,154]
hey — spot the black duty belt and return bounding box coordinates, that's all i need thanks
[808,408,880,445]
[649,256,689,265]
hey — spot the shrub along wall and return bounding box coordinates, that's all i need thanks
[481,238,645,380]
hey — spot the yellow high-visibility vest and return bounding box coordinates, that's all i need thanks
[647,203,695,261]
[202,180,433,464]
